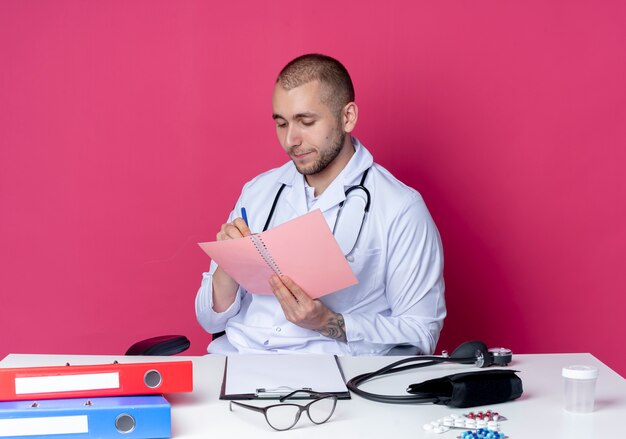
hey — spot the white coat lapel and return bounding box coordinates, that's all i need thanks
[313,180,347,214]
[281,169,308,217]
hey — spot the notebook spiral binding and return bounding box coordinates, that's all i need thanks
[250,235,283,276]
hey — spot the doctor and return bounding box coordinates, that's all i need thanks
[196,54,445,355]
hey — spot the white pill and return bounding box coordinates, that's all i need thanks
[433,426,445,434]
[488,422,500,431]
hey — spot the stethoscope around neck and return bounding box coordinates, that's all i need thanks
[262,168,372,259]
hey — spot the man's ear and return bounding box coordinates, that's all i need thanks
[342,102,358,133]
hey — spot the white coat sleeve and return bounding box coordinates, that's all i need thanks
[342,195,446,355]
[195,260,244,334]
[194,197,246,335]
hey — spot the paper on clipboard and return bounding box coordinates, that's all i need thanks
[221,354,350,399]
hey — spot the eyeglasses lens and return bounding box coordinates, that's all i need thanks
[307,396,337,424]
[265,404,301,431]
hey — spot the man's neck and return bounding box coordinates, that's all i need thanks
[305,137,355,197]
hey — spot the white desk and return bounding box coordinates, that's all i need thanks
[2,353,625,438]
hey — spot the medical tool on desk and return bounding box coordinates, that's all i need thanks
[346,341,521,407]
[263,168,371,257]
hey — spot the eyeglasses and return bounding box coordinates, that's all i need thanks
[229,389,338,431]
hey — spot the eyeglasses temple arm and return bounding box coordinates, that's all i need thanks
[230,400,267,414]
[279,389,330,402]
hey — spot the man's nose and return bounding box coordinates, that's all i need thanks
[285,124,302,147]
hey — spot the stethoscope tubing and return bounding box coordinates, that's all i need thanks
[263,184,287,232]
[346,355,480,404]
[262,169,372,253]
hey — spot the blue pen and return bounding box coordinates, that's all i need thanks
[241,207,248,226]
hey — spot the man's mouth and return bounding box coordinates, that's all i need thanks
[291,150,313,159]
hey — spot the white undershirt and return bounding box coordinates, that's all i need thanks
[304,179,318,210]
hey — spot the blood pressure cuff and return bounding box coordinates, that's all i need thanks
[406,369,523,408]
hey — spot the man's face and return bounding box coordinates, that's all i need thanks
[272,81,346,176]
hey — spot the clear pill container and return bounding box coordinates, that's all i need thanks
[562,365,599,413]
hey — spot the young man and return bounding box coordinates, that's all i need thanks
[196,54,445,355]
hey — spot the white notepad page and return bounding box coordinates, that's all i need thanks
[225,354,348,396]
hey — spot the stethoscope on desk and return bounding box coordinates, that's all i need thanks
[262,168,372,259]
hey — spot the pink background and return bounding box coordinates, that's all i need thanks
[1,1,624,376]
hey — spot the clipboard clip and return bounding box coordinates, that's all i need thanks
[255,386,313,398]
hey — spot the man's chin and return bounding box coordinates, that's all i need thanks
[292,159,319,176]
[294,164,317,176]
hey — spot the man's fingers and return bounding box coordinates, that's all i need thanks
[269,275,335,331]
[280,275,310,302]
[218,223,242,240]
[269,275,298,305]
[232,217,251,237]
[216,217,251,241]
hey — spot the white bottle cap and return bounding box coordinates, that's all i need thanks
[562,365,599,379]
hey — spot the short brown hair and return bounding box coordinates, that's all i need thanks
[276,54,355,116]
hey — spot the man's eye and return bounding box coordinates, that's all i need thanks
[301,120,315,127]
[276,122,287,129]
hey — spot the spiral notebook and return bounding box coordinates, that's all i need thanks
[198,210,358,298]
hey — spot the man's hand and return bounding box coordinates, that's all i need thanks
[269,275,347,342]
[216,217,251,241]
[212,217,251,312]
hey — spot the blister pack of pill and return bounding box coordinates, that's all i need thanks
[422,410,507,435]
